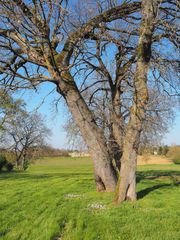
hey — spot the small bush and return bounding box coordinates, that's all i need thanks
[167,146,180,165]
[0,155,7,171]
[172,158,180,165]
[5,162,14,172]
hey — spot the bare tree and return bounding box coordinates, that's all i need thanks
[0,0,179,201]
[0,0,141,191]
[71,0,179,201]
[63,115,87,151]
[2,112,50,169]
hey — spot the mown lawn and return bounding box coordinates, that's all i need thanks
[0,157,179,240]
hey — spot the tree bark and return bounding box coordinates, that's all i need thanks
[57,76,117,192]
[115,0,159,203]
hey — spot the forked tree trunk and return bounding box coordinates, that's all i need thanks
[57,77,117,192]
[115,0,159,203]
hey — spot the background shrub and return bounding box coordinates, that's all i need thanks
[172,158,180,165]
[5,162,14,172]
[167,146,180,164]
[0,155,7,171]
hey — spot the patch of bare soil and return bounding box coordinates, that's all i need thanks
[137,155,173,165]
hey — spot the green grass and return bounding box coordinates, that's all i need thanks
[0,157,180,240]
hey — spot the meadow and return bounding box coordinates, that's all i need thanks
[0,157,180,240]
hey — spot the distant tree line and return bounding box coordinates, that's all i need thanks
[0,145,70,172]
[26,146,70,159]
[138,145,169,156]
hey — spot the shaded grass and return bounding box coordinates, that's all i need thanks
[0,157,180,240]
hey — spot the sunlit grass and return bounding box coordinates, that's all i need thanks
[0,157,179,240]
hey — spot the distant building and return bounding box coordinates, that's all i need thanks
[69,151,90,157]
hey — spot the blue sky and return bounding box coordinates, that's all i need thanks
[17,82,180,149]
[163,113,180,146]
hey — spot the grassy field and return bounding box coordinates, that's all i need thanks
[0,157,180,240]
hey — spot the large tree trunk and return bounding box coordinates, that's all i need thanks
[115,0,159,203]
[114,119,140,203]
[45,52,117,191]
[65,85,117,191]
[57,75,117,192]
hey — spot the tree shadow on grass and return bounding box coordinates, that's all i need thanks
[137,183,179,199]
[136,170,180,199]
[136,170,180,183]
